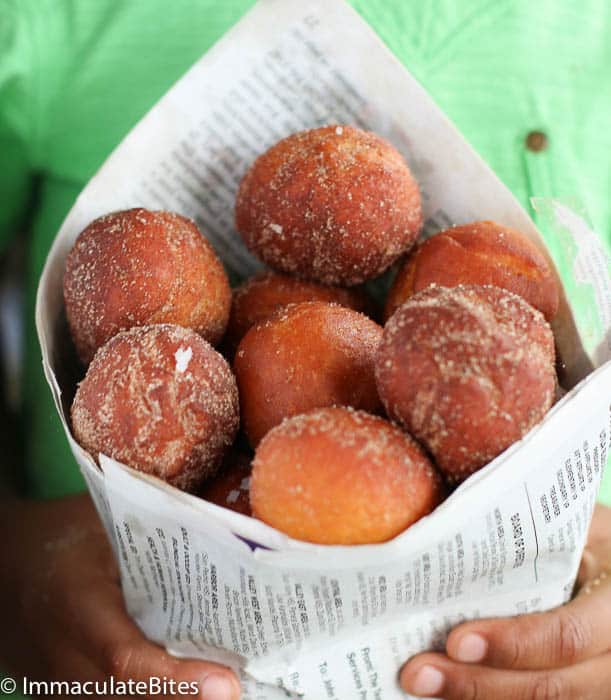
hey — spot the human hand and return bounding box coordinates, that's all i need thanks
[400,504,611,699]
[0,493,241,700]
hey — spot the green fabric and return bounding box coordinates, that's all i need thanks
[0,0,609,503]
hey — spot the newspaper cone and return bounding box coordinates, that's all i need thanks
[36,1,611,698]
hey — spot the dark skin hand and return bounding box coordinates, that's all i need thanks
[0,494,241,700]
[400,504,611,699]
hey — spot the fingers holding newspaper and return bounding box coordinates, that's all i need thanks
[0,495,241,700]
[400,505,611,699]
[400,652,611,700]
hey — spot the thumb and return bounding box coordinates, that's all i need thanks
[445,572,611,671]
[102,635,241,700]
[74,572,240,700]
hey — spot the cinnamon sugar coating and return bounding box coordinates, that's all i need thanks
[71,324,239,491]
[235,125,422,286]
[64,208,231,364]
[250,407,444,544]
[376,285,556,483]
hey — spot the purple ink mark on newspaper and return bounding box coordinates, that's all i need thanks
[235,534,273,551]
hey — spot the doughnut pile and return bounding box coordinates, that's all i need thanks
[65,124,561,544]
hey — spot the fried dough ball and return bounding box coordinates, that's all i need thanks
[384,221,559,322]
[224,271,372,354]
[64,208,231,364]
[250,407,444,545]
[376,285,556,483]
[71,324,239,491]
[234,301,383,446]
[199,448,252,516]
[235,125,422,286]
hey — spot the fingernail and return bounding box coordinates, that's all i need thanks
[200,673,237,700]
[410,665,444,697]
[455,632,488,662]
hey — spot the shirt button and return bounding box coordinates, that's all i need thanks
[525,130,548,152]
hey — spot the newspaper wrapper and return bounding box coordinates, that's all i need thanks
[35,1,611,698]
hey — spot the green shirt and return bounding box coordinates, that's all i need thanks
[1,0,610,503]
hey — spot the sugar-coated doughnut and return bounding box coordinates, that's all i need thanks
[64,208,231,364]
[376,285,556,483]
[384,221,559,322]
[235,125,422,286]
[224,271,372,354]
[250,407,444,545]
[234,301,383,446]
[71,324,239,491]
